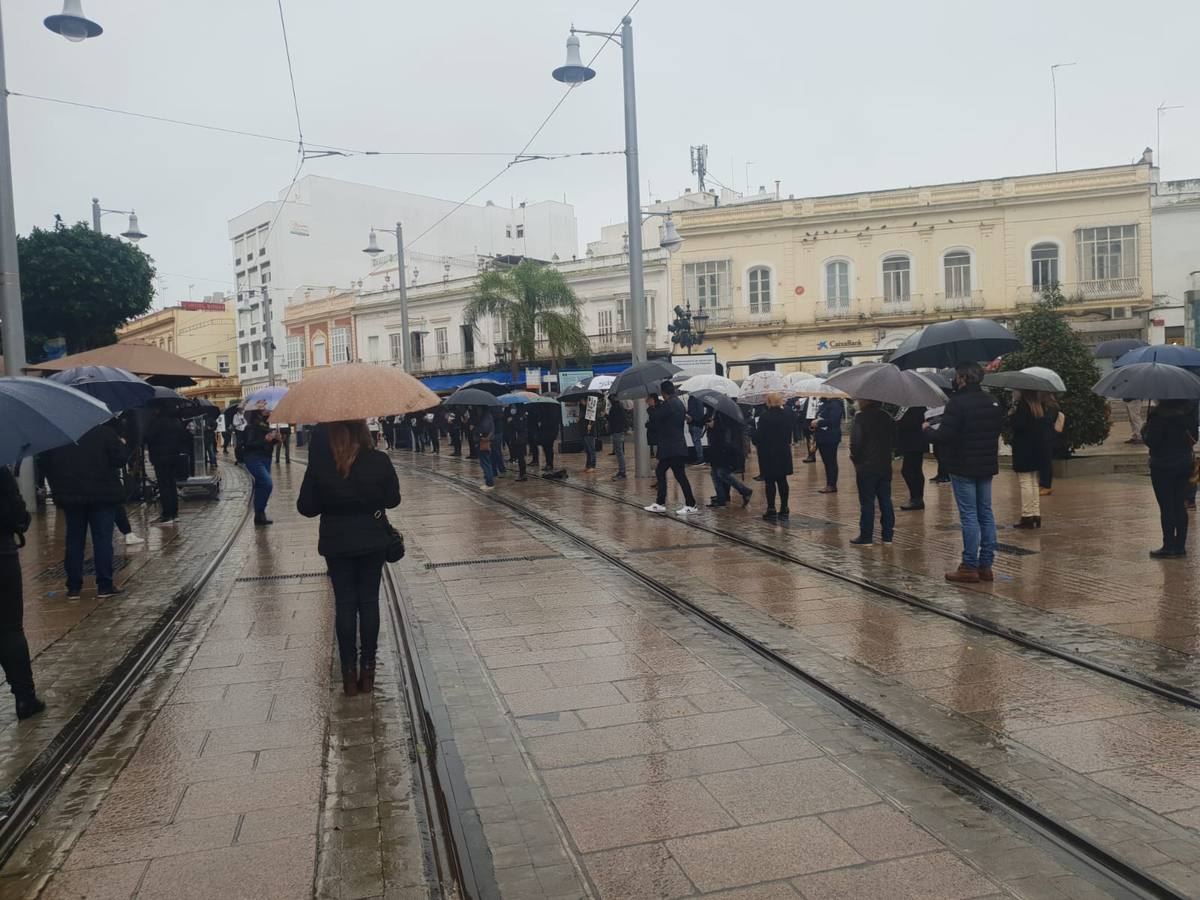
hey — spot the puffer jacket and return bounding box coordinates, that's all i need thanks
[43,423,128,508]
[297,447,401,558]
[650,397,688,459]
[0,467,31,555]
[932,384,1002,479]
[1143,402,1198,471]
[850,405,896,476]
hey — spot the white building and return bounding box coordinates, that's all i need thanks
[1150,178,1200,345]
[228,175,578,387]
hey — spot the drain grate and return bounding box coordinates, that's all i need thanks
[995,542,1038,557]
[39,556,132,581]
[234,572,329,582]
[425,553,559,570]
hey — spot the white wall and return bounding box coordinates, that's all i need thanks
[1151,178,1200,341]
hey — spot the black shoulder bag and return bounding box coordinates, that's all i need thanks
[375,510,405,562]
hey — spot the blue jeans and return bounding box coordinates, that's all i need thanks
[710,464,751,504]
[244,456,273,518]
[490,444,506,474]
[950,475,996,569]
[689,425,705,463]
[856,472,895,541]
[64,503,117,593]
[612,431,627,476]
[479,452,495,486]
[584,435,597,469]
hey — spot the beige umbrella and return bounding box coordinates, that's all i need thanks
[271,363,440,423]
[25,342,220,387]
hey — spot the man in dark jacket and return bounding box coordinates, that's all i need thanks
[477,408,497,490]
[0,466,44,719]
[43,423,129,600]
[706,416,752,508]
[686,392,708,465]
[927,362,1003,583]
[896,406,928,510]
[504,406,529,481]
[644,381,697,514]
[144,409,189,525]
[849,399,896,545]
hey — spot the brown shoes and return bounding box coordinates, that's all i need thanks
[945,565,980,584]
[359,664,376,694]
[342,667,359,697]
[1039,487,1052,496]
[977,566,994,582]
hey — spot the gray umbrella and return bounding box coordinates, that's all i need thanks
[1094,338,1147,360]
[983,370,1061,393]
[824,363,947,407]
[1092,363,1200,400]
[0,377,114,465]
[889,318,1021,370]
[443,387,502,407]
[691,389,744,424]
[609,359,684,400]
[460,378,511,396]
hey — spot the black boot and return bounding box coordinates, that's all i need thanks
[16,695,45,720]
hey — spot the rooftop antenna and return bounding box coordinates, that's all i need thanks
[690,145,708,192]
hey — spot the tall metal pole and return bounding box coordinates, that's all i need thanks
[620,16,650,479]
[1051,65,1059,172]
[395,223,412,373]
[92,198,102,231]
[0,8,35,505]
[261,287,276,386]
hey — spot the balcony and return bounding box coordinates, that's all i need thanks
[934,291,985,313]
[701,306,788,330]
[814,299,859,321]
[868,295,929,319]
[1016,279,1144,307]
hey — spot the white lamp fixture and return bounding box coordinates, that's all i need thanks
[44,0,102,42]
[120,211,147,242]
[551,33,596,84]
[659,216,683,253]
[363,230,382,256]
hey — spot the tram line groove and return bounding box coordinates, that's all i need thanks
[409,460,1183,900]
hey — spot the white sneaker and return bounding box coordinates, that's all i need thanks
[124,532,145,545]
[481,484,495,492]
[676,505,699,515]
[643,503,667,513]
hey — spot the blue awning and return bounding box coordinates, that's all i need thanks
[420,370,514,393]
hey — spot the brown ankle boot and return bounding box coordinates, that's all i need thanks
[342,666,359,697]
[977,566,994,582]
[359,664,376,694]
[1013,517,1034,529]
[945,565,980,584]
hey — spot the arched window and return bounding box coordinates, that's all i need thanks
[825,260,850,310]
[943,251,971,299]
[747,266,772,314]
[1031,242,1060,290]
[882,255,911,304]
[311,335,328,367]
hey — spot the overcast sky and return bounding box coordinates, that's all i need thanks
[9,0,1200,307]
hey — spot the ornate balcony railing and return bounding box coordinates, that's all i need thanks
[934,290,985,313]
[1016,279,1143,306]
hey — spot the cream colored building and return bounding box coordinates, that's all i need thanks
[116,295,239,406]
[670,156,1158,374]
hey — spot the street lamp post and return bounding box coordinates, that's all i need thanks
[91,198,148,241]
[364,224,411,372]
[554,17,674,479]
[1,1,102,505]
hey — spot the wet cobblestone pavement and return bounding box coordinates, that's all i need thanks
[4,441,1197,898]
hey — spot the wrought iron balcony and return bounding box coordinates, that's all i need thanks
[1016,279,1144,307]
[933,290,985,313]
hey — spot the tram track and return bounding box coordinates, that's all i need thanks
[526,468,1200,712]
[408,460,1183,900]
[0,485,254,867]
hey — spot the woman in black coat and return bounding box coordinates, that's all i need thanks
[0,467,43,719]
[297,420,401,695]
[753,392,794,521]
[1009,391,1053,528]
[1142,400,1197,559]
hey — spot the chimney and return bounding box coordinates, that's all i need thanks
[1141,147,1154,165]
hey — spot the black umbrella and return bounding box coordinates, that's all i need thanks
[691,389,744,424]
[1092,363,1200,400]
[889,318,1020,370]
[923,369,954,391]
[609,359,684,400]
[47,365,154,414]
[149,385,189,406]
[1094,338,1148,360]
[444,387,502,407]
[460,378,511,397]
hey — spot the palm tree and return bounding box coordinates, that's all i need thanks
[464,259,591,379]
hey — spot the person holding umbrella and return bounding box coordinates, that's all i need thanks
[0,465,44,719]
[896,406,928,510]
[925,363,1003,583]
[1142,400,1198,558]
[811,395,845,493]
[849,399,896,545]
[752,392,792,520]
[608,397,630,480]
[1010,391,1055,528]
[644,380,698,515]
[144,407,190,527]
[242,410,279,525]
[504,404,530,482]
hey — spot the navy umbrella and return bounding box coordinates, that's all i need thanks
[0,377,114,465]
[443,387,502,407]
[47,365,154,413]
[691,389,744,424]
[889,318,1021,370]
[1092,363,1200,400]
[460,378,510,397]
[1094,338,1147,360]
[1114,344,1200,370]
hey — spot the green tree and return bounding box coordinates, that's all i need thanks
[464,259,591,379]
[17,220,156,361]
[997,283,1110,452]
